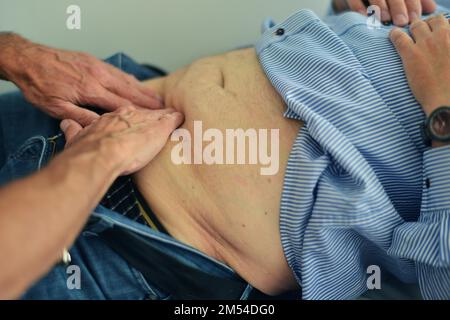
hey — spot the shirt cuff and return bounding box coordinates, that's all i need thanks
[422,145,450,211]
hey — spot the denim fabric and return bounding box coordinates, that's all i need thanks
[0,53,253,300]
[0,94,59,171]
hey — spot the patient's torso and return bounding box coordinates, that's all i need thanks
[135,48,302,294]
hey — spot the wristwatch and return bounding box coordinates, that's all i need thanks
[424,106,450,143]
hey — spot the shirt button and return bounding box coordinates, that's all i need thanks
[275,28,285,36]
[426,178,431,189]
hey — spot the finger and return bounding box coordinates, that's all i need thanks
[426,14,449,31]
[421,0,437,14]
[124,108,179,126]
[388,0,409,26]
[80,85,133,112]
[112,106,179,131]
[145,108,178,121]
[347,0,367,15]
[157,111,185,134]
[59,102,100,127]
[390,28,415,56]
[109,83,163,110]
[409,18,432,41]
[405,0,422,22]
[370,0,391,21]
[137,85,164,107]
[106,64,162,100]
[60,119,83,146]
[103,64,163,108]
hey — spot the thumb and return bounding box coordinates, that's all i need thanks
[60,119,83,147]
[59,102,100,127]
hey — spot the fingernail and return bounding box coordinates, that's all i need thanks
[395,14,408,26]
[60,120,70,131]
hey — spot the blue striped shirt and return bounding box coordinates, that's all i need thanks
[256,4,450,300]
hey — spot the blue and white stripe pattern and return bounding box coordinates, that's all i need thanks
[256,6,450,300]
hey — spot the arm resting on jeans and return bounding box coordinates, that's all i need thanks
[0,145,120,299]
[0,105,183,300]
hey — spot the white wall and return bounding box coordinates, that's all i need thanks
[0,0,329,93]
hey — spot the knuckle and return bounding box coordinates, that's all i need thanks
[410,20,424,31]
[426,15,440,25]
[391,31,408,47]
[397,37,411,49]
[436,14,446,22]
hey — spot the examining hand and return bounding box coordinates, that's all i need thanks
[333,0,437,26]
[60,106,184,176]
[390,15,450,116]
[0,34,163,126]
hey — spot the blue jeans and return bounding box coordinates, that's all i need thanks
[0,53,253,300]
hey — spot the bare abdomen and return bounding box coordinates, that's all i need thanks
[135,48,302,295]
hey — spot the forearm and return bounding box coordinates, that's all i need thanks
[0,32,31,82]
[0,147,120,299]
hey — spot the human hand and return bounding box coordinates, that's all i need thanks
[390,15,450,117]
[60,106,184,176]
[332,0,437,26]
[0,34,163,126]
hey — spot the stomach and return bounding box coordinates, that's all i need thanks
[134,48,303,295]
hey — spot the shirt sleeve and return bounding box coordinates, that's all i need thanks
[389,145,450,300]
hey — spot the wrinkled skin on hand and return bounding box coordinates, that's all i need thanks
[390,14,450,146]
[390,15,450,115]
[2,34,163,126]
[60,106,184,176]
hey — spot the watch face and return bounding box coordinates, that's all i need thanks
[431,108,450,139]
